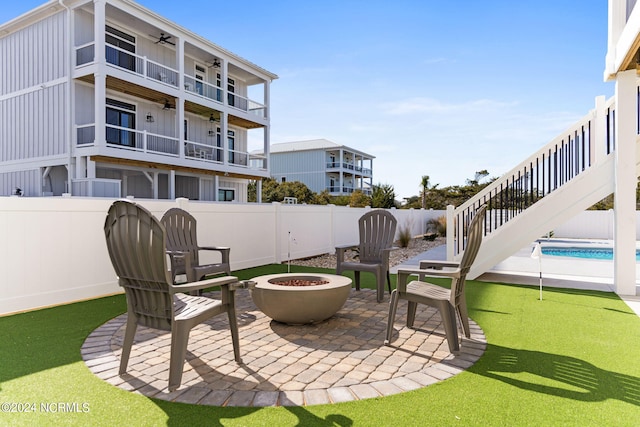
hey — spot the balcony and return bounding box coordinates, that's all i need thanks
[76,124,256,170]
[74,43,266,121]
[75,123,180,157]
[326,162,372,175]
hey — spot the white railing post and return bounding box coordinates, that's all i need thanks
[446,204,455,261]
[593,95,607,164]
[142,130,147,152]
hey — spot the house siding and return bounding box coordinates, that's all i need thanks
[0,12,67,95]
[0,169,39,196]
[1,83,69,161]
[271,151,326,193]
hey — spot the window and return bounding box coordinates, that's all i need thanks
[195,63,206,95]
[281,177,286,183]
[218,189,234,202]
[106,98,136,147]
[215,127,222,161]
[227,130,235,164]
[216,73,223,102]
[105,25,136,71]
[227,77,235,106]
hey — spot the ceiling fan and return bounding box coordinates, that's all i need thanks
[153,33,175,46]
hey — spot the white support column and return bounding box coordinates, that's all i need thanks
[339,149,344,193]
[263,79,271,121]
[221,111,228,166]
[214,175,219,201]
[177,96,184,158]
[169,170,175,199]
[152,172,158,199]
[613,69,637,296]
[177,38,184,93]
[257,179,262,203]
[93,0,106,148]
[177,38,185,159]
[87,159,96,179]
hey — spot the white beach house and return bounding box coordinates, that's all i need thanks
[256,139,375,196]
[0,0,277,201]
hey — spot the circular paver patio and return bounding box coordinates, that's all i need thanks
[81,288,486,407]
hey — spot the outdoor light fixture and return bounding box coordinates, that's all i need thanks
[209,113,216,123]
[146,112,154,123]
[163,100,172,110]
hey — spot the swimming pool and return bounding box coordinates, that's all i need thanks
[541,246,640,261]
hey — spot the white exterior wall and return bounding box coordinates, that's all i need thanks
[0,12,67,94]
[0,170,40,196]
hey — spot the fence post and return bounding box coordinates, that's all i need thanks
[273,202,282,263]
[446,204,455,261]
[176,197,189,210]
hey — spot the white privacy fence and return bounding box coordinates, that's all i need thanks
[0,197,442,315]
[1,196,632,316]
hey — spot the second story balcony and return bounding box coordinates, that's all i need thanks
[326,161,372,175]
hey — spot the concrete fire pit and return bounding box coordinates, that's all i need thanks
[250,273,352,325]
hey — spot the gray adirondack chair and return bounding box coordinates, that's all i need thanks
[103,200,242,391]
[385,205,487,352]
[161,207,231,283]
[336,210,398,303]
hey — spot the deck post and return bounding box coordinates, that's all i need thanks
[613,69,637,296]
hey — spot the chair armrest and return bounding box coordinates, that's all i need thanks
[418,260,460,269]
[380,246,399,265]
[395,266,462,293]
[335,244,358,265]
[198,246,231,264]
[169,275,239,295]
[166,250,193,282]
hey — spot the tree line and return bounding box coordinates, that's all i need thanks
[248,172,497,209]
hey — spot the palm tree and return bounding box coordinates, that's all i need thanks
[420,175,430,209]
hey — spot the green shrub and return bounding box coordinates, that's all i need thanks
[398,225,412,248]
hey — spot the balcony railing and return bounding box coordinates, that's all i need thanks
[326,162,372,175]
[73,43,266,121]
[327,186,371,195]
[185,140,223,162]
[184,75,223,103]
[229,149,249,167]
[71,178,121,197]
[105,125,179,156]
[229,93,266,119]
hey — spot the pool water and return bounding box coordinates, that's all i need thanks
[541,246,640,261]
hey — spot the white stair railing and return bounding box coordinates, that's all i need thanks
[448,95,616,261]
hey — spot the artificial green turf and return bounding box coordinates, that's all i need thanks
[1,265,639,426]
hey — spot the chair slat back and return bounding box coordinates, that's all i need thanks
[452,204,487,302]
[162,208,200,265]
[104,200,173,331]
[358,210,397,263]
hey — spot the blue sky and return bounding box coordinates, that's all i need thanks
[1,1,613,199]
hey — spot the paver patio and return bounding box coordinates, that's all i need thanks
[82,288,486,407]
